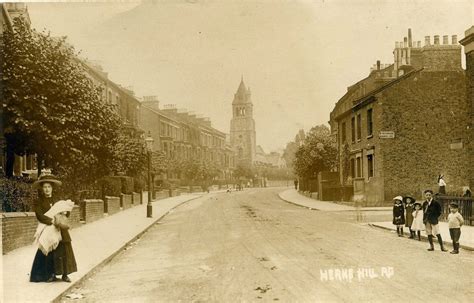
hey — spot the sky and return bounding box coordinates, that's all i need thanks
[26,0,473,152]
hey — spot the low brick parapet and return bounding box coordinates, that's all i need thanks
[105,196,120,215]
[2,212,37,254]
[120,194,132,209]
[132,192,141,205]
[81,199,104,223]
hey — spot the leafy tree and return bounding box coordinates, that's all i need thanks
[109,128,147,177]
[293,125,337,179]
[282,141,298,170]
[234,164,254,180]
[2,18,121,186]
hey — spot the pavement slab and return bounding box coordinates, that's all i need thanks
[1,193,204,303]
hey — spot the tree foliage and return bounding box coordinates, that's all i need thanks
[293,125,337,179]
[2,17,121,185]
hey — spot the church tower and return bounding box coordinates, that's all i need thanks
[230,77,256,167]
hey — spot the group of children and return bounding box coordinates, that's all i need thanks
[392,195,464,254]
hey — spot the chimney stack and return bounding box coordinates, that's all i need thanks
[377,60,381,70]
[425,36,431,46]
[404,37,408,47]
[434,35,440,45]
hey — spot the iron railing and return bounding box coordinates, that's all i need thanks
[437,195,473,226]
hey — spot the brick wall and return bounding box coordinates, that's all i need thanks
[380,70,470,200]
[105,196,120,215]
[121,194,132,209]
[81,199,104,223]
[132,192,141,205]
[2,212,37,254]
[155,191,169,200]
[2,206,81,254]
[69,205,81,228]
[466,51,474,189]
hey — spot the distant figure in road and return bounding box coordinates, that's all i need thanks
[392,196,405,237]
[438,175,446,195]
[447,202,464,254]
[294,179,298,190]
[403,196,415,239]
[422,189,447,252]
[411,202,424,241]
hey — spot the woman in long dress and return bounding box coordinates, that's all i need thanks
[30,174,77,282]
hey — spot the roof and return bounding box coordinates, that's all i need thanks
[233,77,251,105]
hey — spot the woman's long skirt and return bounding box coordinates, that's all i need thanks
[30,249,54,282]
[53,241,77,275]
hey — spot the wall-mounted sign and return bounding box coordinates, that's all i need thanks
[450,142,463,150]
[379,131,395,139]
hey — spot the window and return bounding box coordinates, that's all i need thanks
[356,157,362,177]
[350,158,355,178]
[160,122,166,136]
[367,108,373,137]
[351,117,355,143]
[367,154,374,178]
[356,114,361,141]
[341,122,346,142]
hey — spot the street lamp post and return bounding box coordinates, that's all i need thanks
[145,132,154,218]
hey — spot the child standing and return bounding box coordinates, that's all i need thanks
[447,202,464,254]
[411,202,424,241]
[392,196,405,237]
[404,196,415,239]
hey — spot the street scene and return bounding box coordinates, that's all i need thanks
[1,1,473,302]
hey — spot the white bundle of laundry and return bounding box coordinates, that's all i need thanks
[34,199,75,255]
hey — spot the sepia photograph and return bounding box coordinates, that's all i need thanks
[1,0,473,302]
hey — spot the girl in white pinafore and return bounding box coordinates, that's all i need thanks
[411,202,424,241]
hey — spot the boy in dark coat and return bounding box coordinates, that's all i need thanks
[422,189,447,252]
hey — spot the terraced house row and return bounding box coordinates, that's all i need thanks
[0,3,236,181]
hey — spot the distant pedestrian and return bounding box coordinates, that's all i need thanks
[422,189,447,252]
[294,179,298,190]
[447,202,464,254]
[30,175,77,283]
[411,202,424,241]
[463,187,471,197]
[437,175,446,195]
[392,196,405,237]
[403,196,415,239]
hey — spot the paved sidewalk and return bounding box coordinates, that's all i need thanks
[1,192,206,303]
[278,189,391,211]
[369,221,474,251]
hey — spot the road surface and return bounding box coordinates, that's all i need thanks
[61,188,473,302]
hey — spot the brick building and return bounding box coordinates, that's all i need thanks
[329,29,471,204]
[459,26,474,190]
[139,97,235,181]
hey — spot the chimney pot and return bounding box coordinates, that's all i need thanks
[404,37,408,47]
[443,35,449,45]
[452,35,458,44]
[408,28,413,47]
[417,41,421,48]
[434,35,440,45]
[395,41,399,48]
[377,60,381,70]
[425,36,430,46]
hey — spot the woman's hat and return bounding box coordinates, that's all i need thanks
[393,196,403,201]
[403,196,416,204]
[33,174,62,189]
[413,202,422,207]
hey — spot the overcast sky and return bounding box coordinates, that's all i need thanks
[27,0,473,152]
